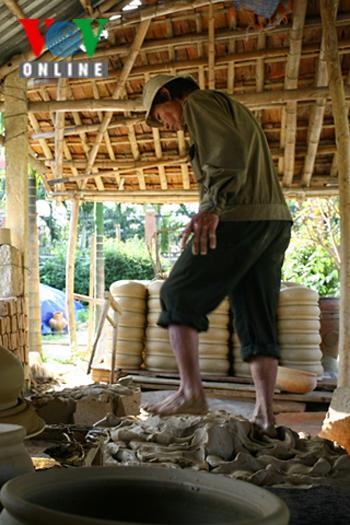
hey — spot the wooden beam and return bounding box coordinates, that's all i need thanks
[321,0,350,387]
[282,0,307,187]
[66,199,80,352]
[301,4,339,187]
[2,0,25,18]
[85,20,151,177]
[79,0,93,16]
[208,2,215,89]
[5,85,350,117]
[39,85,80,188]
[50,186,340,203]
[31,117,143,140]
[28,173,42,357]
[55,79,68,189]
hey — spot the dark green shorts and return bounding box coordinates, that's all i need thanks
[158,220,291,362]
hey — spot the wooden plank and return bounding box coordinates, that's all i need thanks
[91,368,333,404]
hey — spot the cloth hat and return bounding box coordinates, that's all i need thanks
[143,74,194,128]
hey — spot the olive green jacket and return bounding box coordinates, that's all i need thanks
[183,90,292,221]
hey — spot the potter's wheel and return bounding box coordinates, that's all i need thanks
[0,399,45,438]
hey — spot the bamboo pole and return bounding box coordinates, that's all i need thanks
[321,0,350,387]
[6,85,350,116]
[2,0,25,18]
[94,203,105,324]
[85,20,151,177]
[31,117,143,140]
[208,2,215,89]
[28,171,42,357]
[87,234,96,358]
[302,3,339,187]
[282,0,307,187]
[55,79,68,188]
[66,199,80,353]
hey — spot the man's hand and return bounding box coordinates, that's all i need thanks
[181,211,219,255]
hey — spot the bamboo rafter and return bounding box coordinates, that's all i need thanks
[282,0,307,187]
[84,19,151,177]
[2,0,25,18]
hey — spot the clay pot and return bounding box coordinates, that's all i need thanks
[0,466,289,525]
[276,366,317,394]
[48,312,67,332]
[0,347,24,411]
[319,297,339,361]
[0,424,33,489]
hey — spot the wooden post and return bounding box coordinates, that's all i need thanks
[28,170,42,357]
[87,234,96,359]
[94,203,105,325]
[320,0,350,387]
[4,71,29,365]
[66,199,80,352]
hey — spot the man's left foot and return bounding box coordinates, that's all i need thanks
[144,389,208,416]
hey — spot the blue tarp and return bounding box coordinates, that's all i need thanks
[40,283,84,335]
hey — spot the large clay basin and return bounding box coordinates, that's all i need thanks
[0,466,289,525]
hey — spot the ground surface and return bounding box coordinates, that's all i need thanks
[37,336,326,436]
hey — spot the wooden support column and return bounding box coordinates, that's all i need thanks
[28,171,42,357]
[94,203,105,324]
[4,72,28,255]
[208,2,215,89]
[66,199,80,352]
[321,0,350,387]
[4,71,29,364]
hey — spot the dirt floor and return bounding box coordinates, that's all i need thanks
[37,338,327,437]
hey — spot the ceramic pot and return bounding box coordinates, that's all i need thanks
[276,366,317,393]
[0,347,24,411]
[0,466,289,525]
[48,312,67,332]
[319,297,339,360]
[0,424,33,489]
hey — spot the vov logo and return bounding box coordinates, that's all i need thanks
[19,18,109,79]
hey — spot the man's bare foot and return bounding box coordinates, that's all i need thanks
[143,391,183,414]
[250,406,276,436]
[143,389,208,416]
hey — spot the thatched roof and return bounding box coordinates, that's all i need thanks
[1,0,350,202]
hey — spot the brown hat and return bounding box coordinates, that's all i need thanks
[143,74,194,127]
[143,74,178,127]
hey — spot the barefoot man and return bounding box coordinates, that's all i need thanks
[142,75,292,431]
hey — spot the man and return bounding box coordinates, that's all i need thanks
[142,74,292,431]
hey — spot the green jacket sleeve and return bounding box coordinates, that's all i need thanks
[184,92,248,215]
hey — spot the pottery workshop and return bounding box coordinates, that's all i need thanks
[1,0,350,524]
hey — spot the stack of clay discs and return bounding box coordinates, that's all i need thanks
[232,331,250,377]
[144,280,177,372]
[96,280,147,371]
[145,283,231,375]
[278,284,324,378]
[198,299,231,375]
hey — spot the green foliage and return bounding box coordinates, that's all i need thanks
[40,237,154,294]
[282,238,340,297]
[283,198,340,297]
[104,237,154,288]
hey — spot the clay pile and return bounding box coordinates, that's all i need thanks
[29,377,140,426]
[103,412,350,488]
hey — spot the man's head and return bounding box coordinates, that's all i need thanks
[143,74,199,130]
